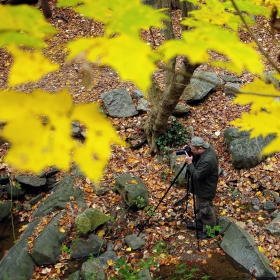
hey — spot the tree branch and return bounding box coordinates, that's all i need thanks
[231,0,280,74]
[159,64,280,98]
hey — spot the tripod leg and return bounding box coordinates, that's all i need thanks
[193,194,200,251]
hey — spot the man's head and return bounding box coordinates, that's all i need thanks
[190,137,209,155]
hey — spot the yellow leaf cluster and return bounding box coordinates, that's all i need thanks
[7,46,59,86]
[67,35,160,92]
[0,89,125,182]
[231,79,280,155]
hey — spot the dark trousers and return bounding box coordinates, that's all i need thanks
[195,196,216,232]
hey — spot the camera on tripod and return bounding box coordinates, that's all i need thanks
[176,145,192,156]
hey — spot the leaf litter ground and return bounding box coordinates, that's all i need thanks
[0,2,279,279]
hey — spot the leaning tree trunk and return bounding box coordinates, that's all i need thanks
[144,0,198,154]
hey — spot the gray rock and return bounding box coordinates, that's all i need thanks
[263,190,280,204]
[70,233,104,259]
[263,200,276,212]
[224,83,240,96]
[4,183,26,198]
[0,219,40,280]
[139,268,153,280]
[172,104,191,116]
[101,87,138,117]
[30,212,68,265]
[23,203,32,211]
[221,222,277,278]
[71,121,85,140]
[0,201,11,221]
[99,242,119,267]
[124,233,146,250]
[15,175,46,187]
[137,98,150,112]
[75,208,110,235]
[28,194,43,205]
[173,162,188,188]
[221,75,242,83]
[71,164,86,179]
[224,127,276,169]
[183,71,220,102]
[264,71,280,90]
[265,213,280,236]
[133,89,144,100]
[114,173,149,208]
[31,174,86,218]
[217,216,234,234]
[68,270,81,280]
[81,258,106,280]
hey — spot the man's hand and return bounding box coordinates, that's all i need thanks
[185,152,193,164]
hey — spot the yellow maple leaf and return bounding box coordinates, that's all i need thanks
[8,46,59,86]
[258,246,265,252]
[107,259,115,266]
[19,224,28,232]
[233,79,279,112]
[97,229,105,237]
[67,35,159,92]
[1,89,74,172]
[59,227,66,233]
[0,89,124,182]
[71,103,126,182]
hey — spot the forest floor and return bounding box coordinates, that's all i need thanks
[0,1,280,280]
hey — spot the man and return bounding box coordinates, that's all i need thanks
[185,136,219,239]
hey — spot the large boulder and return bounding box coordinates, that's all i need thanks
[224,127,275,169]
[0,220,40,280]
[70,233,104,259]
[31,174,86,218]
[183,71,220,102]
[221,222,277,278]
[101,87,138,118]
[75,208,111,235]
[265,213,280,236]
[0,201,11,221]
[81,258,106,280]
[30,212,68,265]
[114,173,149,208]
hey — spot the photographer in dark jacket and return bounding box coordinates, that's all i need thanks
[185,137,219,239]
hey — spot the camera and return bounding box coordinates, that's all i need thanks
[176,145,192,156]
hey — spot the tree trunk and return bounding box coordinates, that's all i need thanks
[144,0,199,154]
[3,0,52,19]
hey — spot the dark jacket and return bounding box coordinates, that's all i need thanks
[187,146,218,200]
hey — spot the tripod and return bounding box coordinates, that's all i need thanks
[137,162,201,251]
